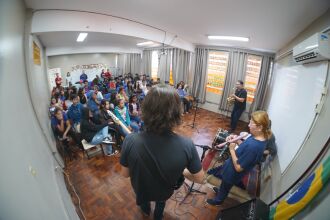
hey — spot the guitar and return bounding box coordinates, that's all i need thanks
[107,110,132,134]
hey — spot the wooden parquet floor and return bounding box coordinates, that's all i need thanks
[64,108,248,220]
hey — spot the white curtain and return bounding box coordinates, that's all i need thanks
[142,50,152,75]
[172,48,190,86]
[192,48,209,103]
[118,53,142,75]
[249,56,274,112]
[219,50,248,111]
[158,49,171,83]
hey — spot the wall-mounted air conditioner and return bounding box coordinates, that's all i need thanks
[293,32,330,64]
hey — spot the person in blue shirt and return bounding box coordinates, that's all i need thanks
[67,94,83,131]
[51,107,83,150]
[80,71,88,81]
[176,83,191,114]
[87,92,100,114]
[206,110,272,206]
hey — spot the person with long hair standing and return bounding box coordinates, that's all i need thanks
[206,110,272,206]
[119,85,204,220]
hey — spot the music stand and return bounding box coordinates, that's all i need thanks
[184,98,200,133]
[180,144,209,205]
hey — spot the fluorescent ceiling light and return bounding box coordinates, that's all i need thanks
[137,41,155,46]
[77,33,88,42]
[208,35,249,42]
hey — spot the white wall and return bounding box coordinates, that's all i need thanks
[48,53,117,79]
[260,9,330,215]
[0,1,79,219]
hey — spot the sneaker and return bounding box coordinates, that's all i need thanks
[212,187,219,194]
[107,150,119,156]
[205,199,223,206]
[102,137,112,144]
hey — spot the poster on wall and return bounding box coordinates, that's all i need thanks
[33,41,41,65]
[48,68,61,90]
[69,64,122,84]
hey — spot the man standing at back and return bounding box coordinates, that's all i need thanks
[230,80,247,133]
[120,84,204,220]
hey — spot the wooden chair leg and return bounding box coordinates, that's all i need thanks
[100,144,106,156]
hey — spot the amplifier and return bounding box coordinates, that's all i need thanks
[216,198,269,220]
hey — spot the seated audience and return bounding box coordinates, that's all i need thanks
[93,85,104,101]
[78,87,87,105]
[98,100,122,146]
[49,96,63,117]
[67,94,83,132]
[80,107,116,156]
[114,99,139,135]
[105,69,111,80]
[108,78,117,92]
[83,80,90,93]
[92,75,101,87]
[87,92,100,114]
[100,69,106,82]
[126,81,135,97]
[134,80,143,98]
[51,108,82,150]
[128,95,141,125]
[116,86,129,103]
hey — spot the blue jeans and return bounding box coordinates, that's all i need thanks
[90,126,113,154]
[214,179,233,202]
[230,105,245,131]
[130,121,140,132]
[130,115,141,124]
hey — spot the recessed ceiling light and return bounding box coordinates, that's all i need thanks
[77,33,88,42]
[137,41,155,46]
[208,35,249,42]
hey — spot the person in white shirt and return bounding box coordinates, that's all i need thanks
[66,72,72,87]
[93,85,104,101]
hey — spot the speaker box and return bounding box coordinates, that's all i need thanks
[216,198,269,220]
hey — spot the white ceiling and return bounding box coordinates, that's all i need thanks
[26,0,330,53]
[38,31,152,49]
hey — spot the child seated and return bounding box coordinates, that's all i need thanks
[114,99,140,136]
[128,95,141,125]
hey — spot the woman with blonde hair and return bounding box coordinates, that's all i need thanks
[206,110,272,206]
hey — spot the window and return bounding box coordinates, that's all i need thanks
[244,55,262,103]
[151,51,159,80]
[206,51,229,94]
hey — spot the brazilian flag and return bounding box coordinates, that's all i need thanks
[270,155,330,220]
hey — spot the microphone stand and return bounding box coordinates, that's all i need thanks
[180,144,209,205]
[184,98,200,133]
